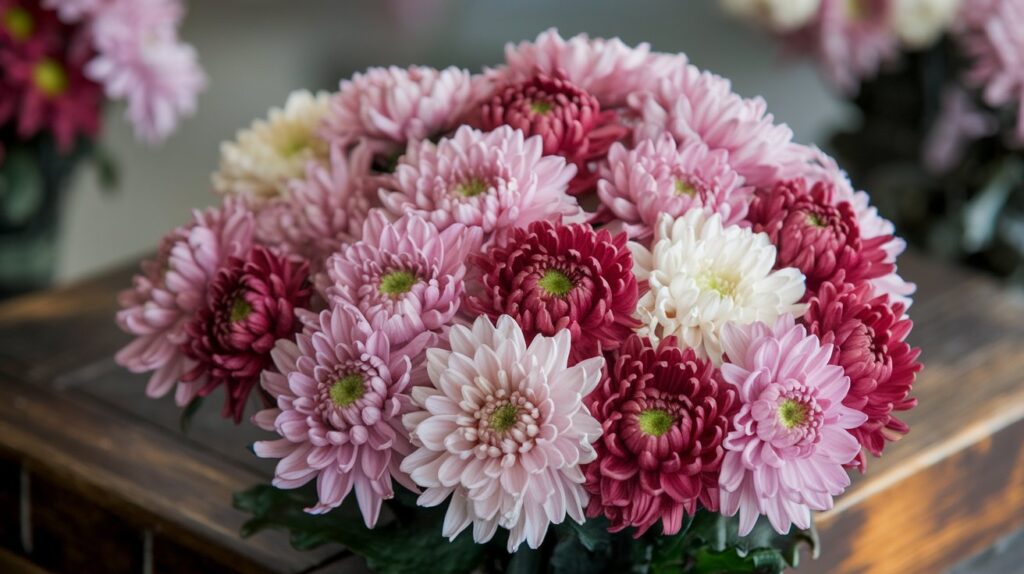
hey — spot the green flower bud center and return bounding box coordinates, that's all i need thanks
[3,7,33,41]
[806,212,827,228]
[454,177,488,198]
[538,268,574,297]
[33,59,68,97]
[379,270,418,296]
[675,179,698,197]
[330,374,365,407]
[530,100,554,114]
[230,297,252,322]
[779,399,809,429]
[490,404,520,432]
[638,409,674,437]
[699,271,738,298]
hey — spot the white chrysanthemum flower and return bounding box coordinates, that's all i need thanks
[629,210,806,365]
[212,90,331,202]
[892,0,960,48]
[720,0,822,32]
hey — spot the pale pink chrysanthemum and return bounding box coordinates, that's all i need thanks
[40,0,100,22]
[253,305,430,526]
[630,64,799,189]
[85,0,206,143]
[400,315,604,552]
[497,28,686,108]
[596,134,751,239]
[923,87,997,173]
[379,125,580,247]
[322,65,481,153]
[321,210,483,348]
[115,199,255,406]
[718,315,867,535]
[956,0,1024,142]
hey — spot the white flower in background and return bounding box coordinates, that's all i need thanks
[629,210,806,365]
[720,0,822,32]
[212,90,331,202]
[892,0,961,48]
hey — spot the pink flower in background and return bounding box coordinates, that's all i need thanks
[479,72,628,195]
[631,64,799,189]
[923,87,998,172]
[115,199,255,407]
[596,135,751,240]
[253,305,430,526]
[499,28,685,108]
[380,125,580,247]
[181,246,311,423]
[957,0,1024,142]
[465,220,639,365]
[322,65,481,153]
[584,335,739,536]
[718,315,866,535]
[85,0,205,143]
[40,0,100,22]
[400,315,604,551]
[322,211,482,348]
[805,281,921,470]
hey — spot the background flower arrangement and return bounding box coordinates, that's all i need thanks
[115,29,922,573]
[0,0,203,295]
[722,0,1024,286]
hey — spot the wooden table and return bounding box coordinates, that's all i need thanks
[0,253,1020,574]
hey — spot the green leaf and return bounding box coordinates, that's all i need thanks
[550,519,614,574]
[685,512,819,572]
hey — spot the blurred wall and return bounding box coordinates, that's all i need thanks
[56,0,849,281]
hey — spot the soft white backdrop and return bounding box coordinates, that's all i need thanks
[56,0,849,281]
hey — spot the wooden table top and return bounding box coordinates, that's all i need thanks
[0,252,1020,574]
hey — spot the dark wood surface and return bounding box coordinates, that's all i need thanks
[0,252,1020,573]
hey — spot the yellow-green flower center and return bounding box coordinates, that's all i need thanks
[675,179,698,197]
[538,268,574,297]
[279,134,311,157]
[530,100,553,114]
[330,374,365,407]
[845,0,866,20]
[490,404,520,432]
[379,270,418,296]
[3,7,33,41]
[778,399,809,429]
[806,212,826,228]
[230,297,252,322]
[33,59,69,98]
[638,409,674,437]
[454,177,488,198]
[698,271,738,298]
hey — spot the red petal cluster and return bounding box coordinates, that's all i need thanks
[583,335,739,536]
[465,220,639,365]
[182,246,311,422]
[747,179,893,295]
[805,281,922,471]
[479,72,628,195]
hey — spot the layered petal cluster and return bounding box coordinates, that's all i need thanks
[584,335,740,536]
[805,282,921,469]
[380,125,580,246]
[597,135,751,239]
[718,315,867,535]
[181,246,311,422]
[322,65,480,153]
[956,0,1024,142]
[630,210,806,365]
[465,220,639,365]
[401,316,604,551]
[115,200,255,406]
[479,72,628,195]
[322,211,483,347]
[212,90,331,202]
[253,305,430,526]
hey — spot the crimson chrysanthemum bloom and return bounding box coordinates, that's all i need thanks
[479,72,628,195]
[465,220,639,365]
[182,246,311,422]
[747,178,893,296]
[805,281,921,470]
[583,335,740,536]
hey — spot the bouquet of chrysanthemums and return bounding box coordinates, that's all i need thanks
[115,29,922,573]
[722,0,1024,285]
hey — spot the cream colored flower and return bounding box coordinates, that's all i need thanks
[721,0,822,32]
[892,0,960,48]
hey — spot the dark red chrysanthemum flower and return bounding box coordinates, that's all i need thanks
[465,220,639,365]
[182,246,311,422]
[805,281,921,471]
[478,72,628,195]
[583,335,739,536]
[747,178,893,295]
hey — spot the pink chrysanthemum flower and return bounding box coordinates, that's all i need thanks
[465,220,639,365]
[596,135,751,239]
[40,0,101,22]
[630,64,799,189]
[115,199,255,406]
[400,315,604,552]
[253,305,430,526]
[322,65,481,153]
[379,125,580,247]
[321,211,483,348]
[956,0,1024,142]
[584,335,740,536]
[181,246,311,423]
[479,72,628,196]
[718,315,867,535]
[498,28,686,108]
[805,281,921,470]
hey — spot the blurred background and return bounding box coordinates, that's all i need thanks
[56,0,850,281]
